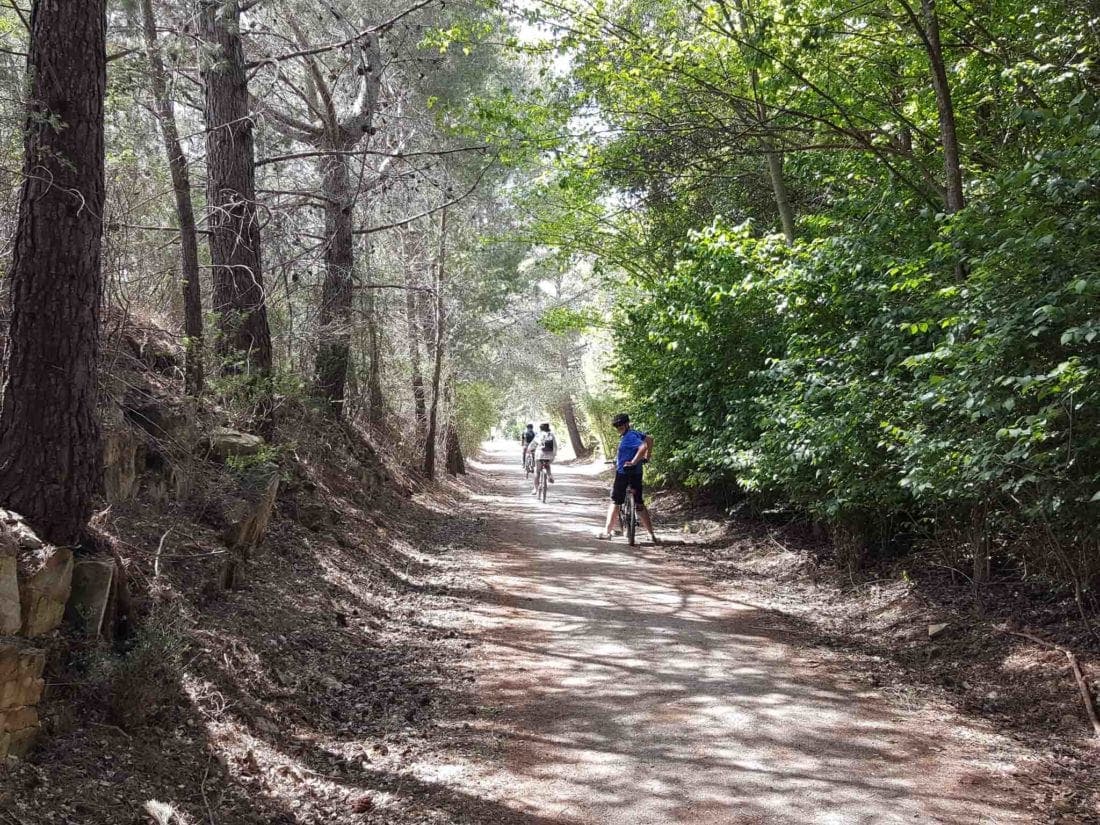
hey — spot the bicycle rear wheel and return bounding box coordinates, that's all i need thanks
[539,465,548,502]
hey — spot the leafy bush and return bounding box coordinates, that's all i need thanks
[454,381,504,456]
[611,127,1100,584]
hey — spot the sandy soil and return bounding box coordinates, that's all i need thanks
[441,442,1036,824]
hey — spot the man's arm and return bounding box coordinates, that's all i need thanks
[626,435,654,467]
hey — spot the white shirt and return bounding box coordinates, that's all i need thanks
[531,430,558,462]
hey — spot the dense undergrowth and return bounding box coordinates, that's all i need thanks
[515,0,1100,601]
[616,113,1099,591]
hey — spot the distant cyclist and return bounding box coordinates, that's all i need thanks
[597,413,659,544]
[520,422,536,466]
[530,421,557,494]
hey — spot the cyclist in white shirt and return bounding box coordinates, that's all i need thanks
[530,422,557,494]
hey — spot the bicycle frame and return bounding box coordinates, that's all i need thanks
[622,486,638,545]
[535,460,549,502]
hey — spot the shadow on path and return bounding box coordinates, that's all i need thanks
[449,442,1032,825]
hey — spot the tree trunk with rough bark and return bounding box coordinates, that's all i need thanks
[363,243,386,430]
[402,230,427,429]
[199,0,272,378]
[0,0,107,546]
[141,0,204,395]
[423,210,447,480]
[314,149,355,414]
[445,424,466,475]
[560,396,592,459]
[913,0,965,213]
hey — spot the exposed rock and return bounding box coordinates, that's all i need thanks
[928,622,950,639]
[64,558,116,637]
[0,640,45,760]
[0,528,19,635]
[18,545,74,638]
[110,311,183,375]
[204,428,265,462]
[1,705,40,757]
[123,394,189,441]
[225,466,280,550]
[0,510,44,551]
[222,465,280,590]
[103,421,143,503]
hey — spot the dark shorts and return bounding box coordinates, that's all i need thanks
[611,471,644,506]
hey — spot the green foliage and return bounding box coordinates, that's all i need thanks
[454,381,504,456]
[513,0,1100,588]
[539,306,603,335]
[580,392,624,457]
[613,128,1100,574]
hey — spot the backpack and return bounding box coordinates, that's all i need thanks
[541,434,555,452]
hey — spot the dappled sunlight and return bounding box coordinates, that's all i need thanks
[447,443,1029,824]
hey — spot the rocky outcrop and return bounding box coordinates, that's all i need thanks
[64,558,116,637]
[0,512,73,639]
[18,545,74,638]
[204,428,265,462]
[0,638,46,760]
[103,420,143,503]
[221,464,280,589]
[0,530,19,635]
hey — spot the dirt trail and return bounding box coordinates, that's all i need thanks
[446,442,1033,824]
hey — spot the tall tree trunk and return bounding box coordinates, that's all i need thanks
[560,396,592,459]
[422,210,447,480]
[199,0,272,377]
[731,0,797,241]
[443,377,465,474]
[363,239,386,429]
[0,0,107,546]
[141,0,204,395]
[314,149,354,414]
[445,424,466,475]
[906,0,965,213]
[763,144,796,242]
[402,232,427,429]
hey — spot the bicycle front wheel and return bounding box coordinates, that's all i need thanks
[625,497,637,546]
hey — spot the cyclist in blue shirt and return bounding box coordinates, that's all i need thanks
[597,413,660,543]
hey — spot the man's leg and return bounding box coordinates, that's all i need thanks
[603,501,622,535]
[631,478,659,543]
[638,506,659,543]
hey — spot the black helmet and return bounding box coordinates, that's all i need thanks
[611,413,629,427]
[526,423,534,429]
[539,422,550,431]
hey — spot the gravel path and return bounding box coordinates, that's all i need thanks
[448,442,1033,824]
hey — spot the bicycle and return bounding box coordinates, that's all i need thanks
[621,483,638,546]
[523,449,535,479]
[534,459,549,502]
[604,460,640,545]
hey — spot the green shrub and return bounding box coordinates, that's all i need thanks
[454,381,504,456]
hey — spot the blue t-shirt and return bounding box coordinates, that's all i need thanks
[616,428,646,473]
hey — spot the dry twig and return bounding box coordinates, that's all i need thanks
[997,625,1100,739]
